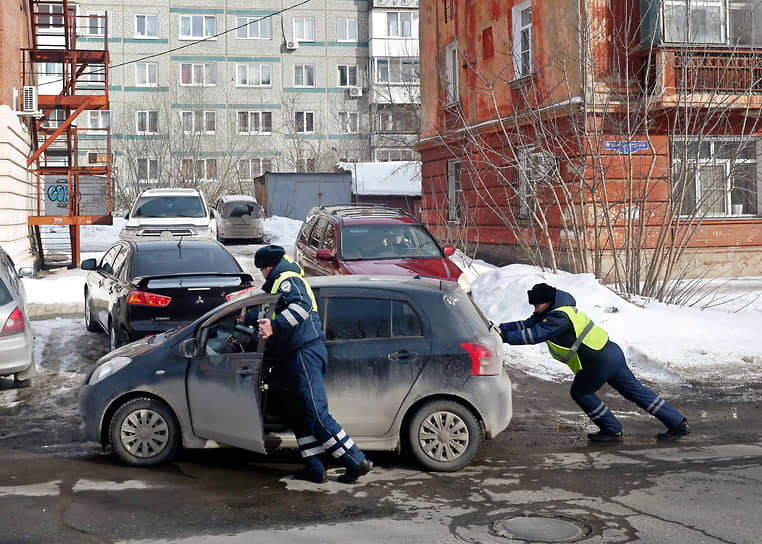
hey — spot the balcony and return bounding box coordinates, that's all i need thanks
[641,48,762,106]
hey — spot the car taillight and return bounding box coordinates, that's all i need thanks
[461,342,500,376]
[1,307,26,336]
[126,291,171,306]
[226,286,259,301]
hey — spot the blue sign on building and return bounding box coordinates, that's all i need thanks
[604,141,649,153]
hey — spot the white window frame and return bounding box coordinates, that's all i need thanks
[237,110,273,135]
[137,158,159,183]
[238,158,273,180]
[293,16,315,42]
[294,64,316,87]
[135,62,158,87]
[338,111,359,134]
[136,110,159,134]
[181,110,216,134]
[182,158,218,182]
[338,64,358,87]
[295,111,315,134]
[88,110,110,130]
[444,42,459,103]
[386,11,418,37]
[135,14,158,38]
[236,63,272,87]
[447,159,462,223]
[42,108,66,129]
[180,63,217,86]
[512,1,533,79]
[337,17,358,41]
[376,57,419,84]
[86,11,105,36]
[179,15,216,40]
[236,16,273,39]
[516,146,536,220]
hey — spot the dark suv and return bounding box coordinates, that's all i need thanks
[79,275,512,472]
[295,204,470,293]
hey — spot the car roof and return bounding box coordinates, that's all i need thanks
[137,188,203,197]
[309,204,419,226]
[219,195,258,203]
[129,240,227,252]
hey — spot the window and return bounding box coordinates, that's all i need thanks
[293,16,315,41]
[236,16,272,39]
[338,111,359,133]
[137,158,159,182]
[728,0,762,45]
[483,26,494,58]
[671,139,759,216]
[88,152,109,164]
[136,62,158,87]
[444,43,459,103]
[136,110,159,134]
[295,111,315,133]
[237,63,272,87]
[512,2,532,78]
[516,147,535,220]
[374,148,418,162]
[180,15,216,39]
[377,104,418,133]
[322,298,422,340]
[337,17,358,41]
[83,63,106,83]
[664,0,724,43]
[182,158,217,181]
[237,111,273,134]
[338,65,358,87]
[86,12,105,36]
[181,111,216,134]
[376,58,419,84]
[294,64,316,87]
[38,2,64,29]
[42,108,66,129]
[444,0,455,23]
[136,15,158,38]
[88,110,110,129]
[298,158,317,172]
[238,158,273,180]
[447,159,462,223]
[386,11,418,37]
[181,63,216,86]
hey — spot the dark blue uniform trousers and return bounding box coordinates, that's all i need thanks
[284,342,366,472]
[570,341,684,434]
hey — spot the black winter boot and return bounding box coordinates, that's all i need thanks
[656,418,690,441]
[337,459,372,484]
[587,430,623,442]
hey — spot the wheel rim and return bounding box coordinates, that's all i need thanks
[85,297,92,326]
[120,408,170,458]
[417,410,470,462]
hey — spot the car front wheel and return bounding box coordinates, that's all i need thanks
[109,397,180,466]
[84,292,100,332]
[406,399,482,472]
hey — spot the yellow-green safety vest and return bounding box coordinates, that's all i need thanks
[546,306,608,374]
[269,267,318,317]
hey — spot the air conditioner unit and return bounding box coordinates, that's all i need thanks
[348,86,362,98]
[286,40,299,50]
[23,86,38,113]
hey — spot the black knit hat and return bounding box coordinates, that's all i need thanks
[527,283,556,305]
[254,245,285,269]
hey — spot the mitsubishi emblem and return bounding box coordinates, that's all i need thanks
[194,295,204,305]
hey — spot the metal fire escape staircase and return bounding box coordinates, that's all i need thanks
[22,0,112,269]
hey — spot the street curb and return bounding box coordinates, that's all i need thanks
[28,303,83,319]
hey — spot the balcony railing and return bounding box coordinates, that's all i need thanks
[642,48,762,96]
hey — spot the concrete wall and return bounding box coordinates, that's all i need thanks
[0,106,35,268]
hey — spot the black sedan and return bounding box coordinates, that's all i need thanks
[81,240,255,350]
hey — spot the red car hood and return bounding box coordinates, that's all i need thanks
[342,258,462,281]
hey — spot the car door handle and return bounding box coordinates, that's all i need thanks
[236,367,256,376]
[388,350,417,362]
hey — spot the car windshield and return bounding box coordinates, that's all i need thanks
[131,245,241,277]
[222,201,261,219]
[340,224,443,260]
[132,195,206,218]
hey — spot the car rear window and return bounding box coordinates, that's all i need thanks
[0,278,12,306]
[444,288,491,333]
[222,202,261,218]
[131,245,241,277]
[132,195,206,218]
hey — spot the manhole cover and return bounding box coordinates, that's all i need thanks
[494,515,590,542]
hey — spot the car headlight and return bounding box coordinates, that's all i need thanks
[88,356,132,385]
[457,273,471,294]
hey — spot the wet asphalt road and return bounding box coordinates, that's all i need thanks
[1,317,761,543]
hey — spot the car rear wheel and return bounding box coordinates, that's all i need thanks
[84,292,99,332]
[109,397,180,466]
[406,399,482,472]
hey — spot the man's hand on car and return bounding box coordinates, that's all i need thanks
[258,318,273,339]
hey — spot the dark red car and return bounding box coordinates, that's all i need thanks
[294,204,470,293]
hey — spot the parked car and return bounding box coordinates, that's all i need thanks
[120,188,216,242]
[79,275,512,471]
[213,195,265,243]
[295,204,470,293]
[0,247,35,387]
[81,239,254,351]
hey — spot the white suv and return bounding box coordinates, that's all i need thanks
[120,188,217,242]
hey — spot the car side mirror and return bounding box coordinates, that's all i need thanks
[81,258,97,270]
[443,245,456,257]
[17,266,34,278]
[316,249,332,261]
[177,338,197,358]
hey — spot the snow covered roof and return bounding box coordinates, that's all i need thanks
[336,161,421,197]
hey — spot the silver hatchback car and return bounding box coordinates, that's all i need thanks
[79,276,512,472]
[0,248,35,387]
[213,195,265,243]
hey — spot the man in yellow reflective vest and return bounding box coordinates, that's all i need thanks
[499,282,690,442]
[252,245,372,482]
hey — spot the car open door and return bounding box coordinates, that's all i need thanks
[185,294,278,454]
